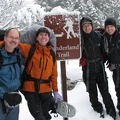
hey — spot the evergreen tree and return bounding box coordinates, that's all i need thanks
[77,0,88,18]
[14,4,45,30]
[96,7,105,27]
[114,1,120,25]
[0,0,120,29]
[99,0,115,17]
[0,0,25,29]
[86,0,98,28]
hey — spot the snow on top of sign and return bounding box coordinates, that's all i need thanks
[45,6,79,16]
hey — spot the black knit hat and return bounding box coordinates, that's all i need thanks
[36,27,50,37]
[105,18,116,28]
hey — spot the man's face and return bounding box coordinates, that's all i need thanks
[105,25,116,35]
[4,29,20,52]
[82,23,92,34]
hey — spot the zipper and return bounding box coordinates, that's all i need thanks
[39,56,42,68]
[89,38,95,59]
[45,58,48,70]
[39,47,44,79]
[13,63,17,79]
[109,36,112,43]
[89,38,98,71]
[104,37,109,53]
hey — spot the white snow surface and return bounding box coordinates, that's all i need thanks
[19,60,119,120]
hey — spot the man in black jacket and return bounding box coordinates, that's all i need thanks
[103,17,120,116]
[80,17,116,120]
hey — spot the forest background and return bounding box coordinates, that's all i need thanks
[0,0,120,30]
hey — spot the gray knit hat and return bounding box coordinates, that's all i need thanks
[81,19,92,26]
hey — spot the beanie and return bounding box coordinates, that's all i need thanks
[36,27,50,37]
[105,18,116,28]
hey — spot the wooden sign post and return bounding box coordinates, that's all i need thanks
[44,14,80,120]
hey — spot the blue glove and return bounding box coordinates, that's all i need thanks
[53,92,63,103]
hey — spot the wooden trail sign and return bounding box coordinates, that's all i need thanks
[44,14,80,60]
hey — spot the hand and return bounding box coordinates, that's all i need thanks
[3,92,22,108]
[53,92,63,103]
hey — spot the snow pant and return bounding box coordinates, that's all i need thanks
[82,69,116,117]
[23,91,53,120]
[0,98,19,120]
[113,67,120,111]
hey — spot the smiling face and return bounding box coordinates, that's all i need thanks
[36,32,49,46]
[4,29,20,52]
[82,23,92,34]
[105,25,116,35]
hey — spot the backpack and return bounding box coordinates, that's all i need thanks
[0,29,5,41]
[95,25,120,35]
[95,28,105,35]
[20,24,57,53]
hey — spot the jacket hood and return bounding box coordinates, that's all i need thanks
[80,17,93,35]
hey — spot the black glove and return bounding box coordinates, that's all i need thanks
[3,92,22,108]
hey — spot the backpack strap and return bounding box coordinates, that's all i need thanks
[21,44,36,88]
[24,44,36,69]
[0,52,3,69]
[81,37,84,53]
[0,43,4,66]
[0,29,5,41]
[50,49,56,64]
[94,30,101,45]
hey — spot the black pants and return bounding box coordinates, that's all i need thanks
[23,91,53,120]
[113,68,120,111]
[83,69,116,115]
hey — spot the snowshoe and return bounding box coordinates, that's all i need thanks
[56,101,76,118]
[67,79,82,91]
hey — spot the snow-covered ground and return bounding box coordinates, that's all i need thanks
[19,60,119,120]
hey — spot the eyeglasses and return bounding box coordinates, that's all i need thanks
[7,36,19,40]
[83,24,91,28]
